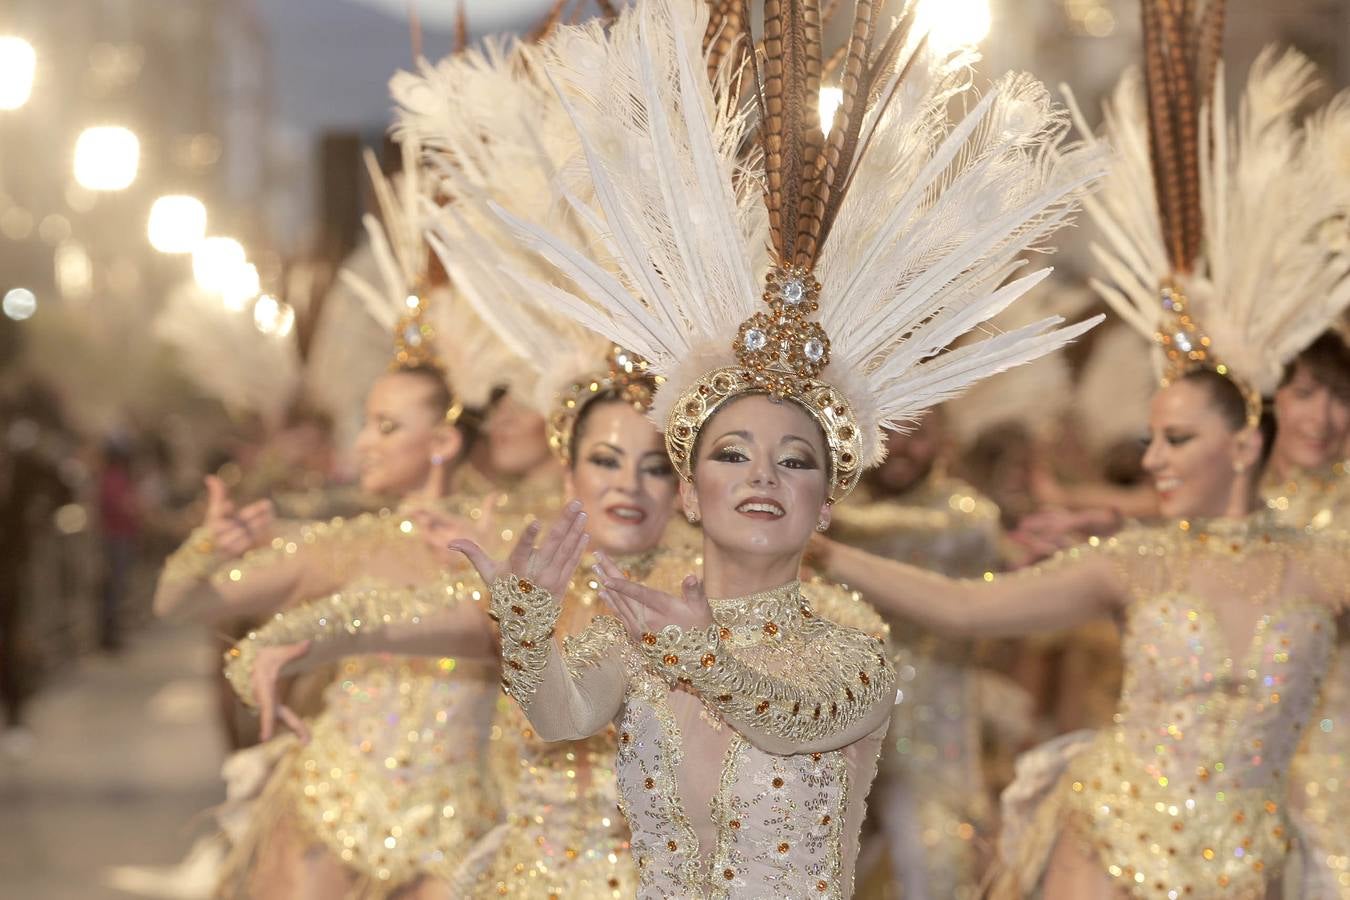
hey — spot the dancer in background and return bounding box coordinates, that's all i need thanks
[830,415,1005,900]
[153,138,543,898]
[813,8,1350,894]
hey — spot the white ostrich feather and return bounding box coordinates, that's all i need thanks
[336,131,521,409]
[1071,48,1350,396]
[153,282,300,425]
[391,35,615,416]
[480,0,1104,470]
[944,282,1094,445]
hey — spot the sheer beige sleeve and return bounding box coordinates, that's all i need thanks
[489,574,628,742]
[634,614,896,756]
[223,575,496,707]
[822,532,1135,639]
[154,518,363,623]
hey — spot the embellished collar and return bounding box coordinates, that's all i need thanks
[1173,510,1283,552]
[708,580,810,646]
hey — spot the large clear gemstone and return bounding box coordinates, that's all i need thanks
[781,278,805,305]
[404,324,423,346]
[803,338,825,363]
[744,328,767,352]
[1173,332,1192,353]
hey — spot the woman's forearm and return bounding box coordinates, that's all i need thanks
[819,539,1120,638]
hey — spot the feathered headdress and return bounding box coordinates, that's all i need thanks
[391,35,658,464]
[1073,0,1350,423]
[489,0,1106,501]
[337,133,522,413]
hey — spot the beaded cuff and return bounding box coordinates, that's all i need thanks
[488,574,561,710]
[636,620,895,745]
[159,527,226,587]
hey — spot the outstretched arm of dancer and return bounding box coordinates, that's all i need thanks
[812,534,1129,639]
[153,475,313,623]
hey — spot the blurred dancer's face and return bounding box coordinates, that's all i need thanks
[870,414,943,495]
[1141,379,1259,519]
[1271,364,1350,471]
[565,400,677,556]
[354,372,460,496]
[482,394,553,478]
[686,394,831,561]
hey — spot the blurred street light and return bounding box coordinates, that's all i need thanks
[74,126,140,191]
[253,293,295,337]
[192,236,246,293]
[2,287,36,320]
[221,263,260,311]
[0,37,35,110]
[55,240,93,300]
[915,0,991,54]
[148,195,207,253]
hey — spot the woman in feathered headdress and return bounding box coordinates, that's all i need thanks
[154,134,535,898]
[225,30,682,896]
[435,0,1105,895]
[811,3,1350,897]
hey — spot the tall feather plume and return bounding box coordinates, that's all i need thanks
[1140,0,1224,274]
[394,33,614,413]
[153,282,301,426]
[471,0,1105,469]
[1073,45,1350,395]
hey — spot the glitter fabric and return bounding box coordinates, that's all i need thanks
[994,517,1349,899]
[493,557,895,900]
[1264,462,1350,898]
[829,474,1002,899]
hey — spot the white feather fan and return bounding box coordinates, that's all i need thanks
[336,134,522,409]
[484,0,1106,471]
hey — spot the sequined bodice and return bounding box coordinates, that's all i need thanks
[1053,519,1347,898]
[1115,592,1335,791]
[318,578,499,772]
[606,584,886,900]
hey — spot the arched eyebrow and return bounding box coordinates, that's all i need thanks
[708,429,752,443]
[587,441,626,456]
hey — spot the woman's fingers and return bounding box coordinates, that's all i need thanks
[276,705,310,744]
[533,502,583,571]
[447,539,498,584]
[592,549,626,581]
[506,521,543,573]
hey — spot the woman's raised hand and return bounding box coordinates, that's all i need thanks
[204,474,275,558]
[592,550,713,643]
[448,499,591,599]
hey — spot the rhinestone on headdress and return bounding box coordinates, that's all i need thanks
[391,291,440,370]
[1154,280,1261,426]
[734,265,831,397]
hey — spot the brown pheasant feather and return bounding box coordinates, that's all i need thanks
[1141,0,1226,275]
[749,0,914,271]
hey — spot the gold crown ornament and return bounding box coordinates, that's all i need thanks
[549,345,661,464]
[1153,280,1261,426]
[666,265,863,501]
